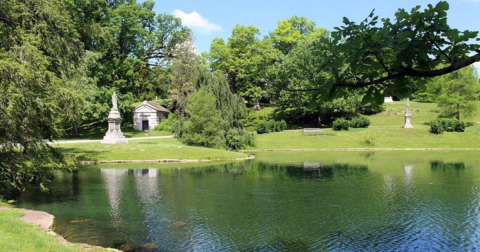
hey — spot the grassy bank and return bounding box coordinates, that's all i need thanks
[58,137,248,162]
[0,207,81,252]
[248,101,480,150]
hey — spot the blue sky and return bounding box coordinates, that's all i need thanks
[147,0,480,69]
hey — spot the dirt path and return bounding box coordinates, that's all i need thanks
[51,135,174,144]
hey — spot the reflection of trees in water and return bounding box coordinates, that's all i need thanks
[285,163,369,180]
[431,161,466,172]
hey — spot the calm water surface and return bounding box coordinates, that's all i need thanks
[16,151,480,251]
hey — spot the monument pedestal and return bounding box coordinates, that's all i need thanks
[403,114,413,128]
[403,98,413,128]
[101,108,128,144]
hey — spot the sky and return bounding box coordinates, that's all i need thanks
[147,0,480,70]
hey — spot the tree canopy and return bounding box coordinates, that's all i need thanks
[284,1,479,104]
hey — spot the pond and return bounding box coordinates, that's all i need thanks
[16,151,480,251]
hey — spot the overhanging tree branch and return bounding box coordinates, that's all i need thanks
[286,53,480,91]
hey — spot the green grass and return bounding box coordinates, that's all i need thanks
[247,101,480,150]
[59,137,248,161]
[60,121,172,140]
[255,104,275,118]
[0,208,82,252]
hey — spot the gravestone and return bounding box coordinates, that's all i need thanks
[101,92,128,144]
[403,98,413,128]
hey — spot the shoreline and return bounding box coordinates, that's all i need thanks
[77,155,255,165]
[0,206,120,251]
[241,148,480,152]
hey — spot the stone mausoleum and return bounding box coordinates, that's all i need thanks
[133,101,170,131]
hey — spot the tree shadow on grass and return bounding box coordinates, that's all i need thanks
[58,147,104,161]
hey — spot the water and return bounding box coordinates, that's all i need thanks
[16,151,480,251]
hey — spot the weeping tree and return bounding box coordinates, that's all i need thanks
[175,67,254,150]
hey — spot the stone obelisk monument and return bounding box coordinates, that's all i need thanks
[403,98,413,128]
[101,92,128,144]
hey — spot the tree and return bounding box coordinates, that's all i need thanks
[271,30,381,125]
[0,0,83,194]
[174,67,253,150]
[207,25,281,105]
[177,88,227,148]
[269,16,320,55]
[285,1,480,104]
[436,66,480,120]
[66,0,191,124]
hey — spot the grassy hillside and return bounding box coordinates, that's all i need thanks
[248,101,480,150]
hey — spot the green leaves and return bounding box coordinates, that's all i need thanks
[0,0,84,193]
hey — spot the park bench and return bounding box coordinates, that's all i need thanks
[303,128,320,133]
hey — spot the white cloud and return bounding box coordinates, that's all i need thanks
[474,62,480,75]
[173,9,222,34]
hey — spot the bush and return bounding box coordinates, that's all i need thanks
[429,120,444,134]
[430,118,466,134]
[276,120,287,131]
[332,118,349,131]
[455,121,466,132]
[154,113,177,132]
[226,128,255,150]
[268,120,276,132]
[256,120,270,134]
[350,117,370,128]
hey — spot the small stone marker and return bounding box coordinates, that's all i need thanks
[101,92,128,144]
[403,98,413,128]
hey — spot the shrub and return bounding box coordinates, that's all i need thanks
[455,121,466,132]
[256,120,270,134]
[350,117,370,128]
[268,120,276,132]
[363,129,377,146]
[276,120,287,131]
[430,118,466,134]
[154,113,177,132]
[332,118,349,131]
[226,128,255,150]
[430,120,444,134]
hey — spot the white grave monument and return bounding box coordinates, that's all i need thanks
[101,92,128,144]
[403,98,413,128]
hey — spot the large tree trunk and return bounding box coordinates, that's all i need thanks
[456,104,460,120]
[71,123,79,138]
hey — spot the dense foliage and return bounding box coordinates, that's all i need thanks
[0,0,81,195]
[1,0,479,195]
[174,68,254,150]
[430,119,466,134]
[415,66,479,120]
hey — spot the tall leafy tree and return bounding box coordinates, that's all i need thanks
[0,0,83,194]
[207,25,281,105]
[284,1,480,104]
[435,66,480,120]
[269,16,319,55]
[66,0,191,123]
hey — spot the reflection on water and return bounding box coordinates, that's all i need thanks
[15,153,480,251]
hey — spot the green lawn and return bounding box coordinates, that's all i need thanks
[60,121,173,140]
[58,137,248,162]
[0,208,81,252]
[247,101,480,150]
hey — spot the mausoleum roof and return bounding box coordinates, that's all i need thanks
[134,101,170,113]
